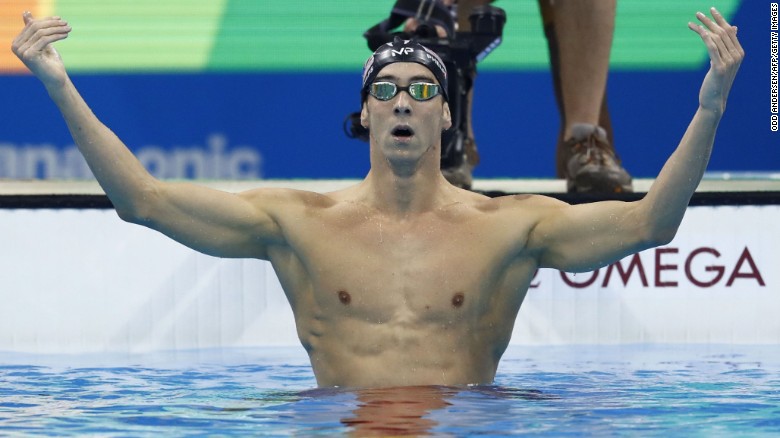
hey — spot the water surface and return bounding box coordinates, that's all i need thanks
[2,345,779,435]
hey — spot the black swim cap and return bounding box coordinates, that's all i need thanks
[361,37,448,102]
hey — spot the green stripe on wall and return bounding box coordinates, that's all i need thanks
[45,0,740,72]
[206,1,390,72]
[610,0,740,69]
[55,0,227,71]
[206,0,740,72]
[205,0,547,71]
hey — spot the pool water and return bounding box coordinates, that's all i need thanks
[2,345,780,436]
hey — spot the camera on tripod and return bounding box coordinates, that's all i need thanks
[345,0,506,172]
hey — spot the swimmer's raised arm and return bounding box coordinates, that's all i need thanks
[12,12,288,260]
[526,8,743,272]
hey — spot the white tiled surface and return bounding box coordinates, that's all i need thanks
[0,191,777,354]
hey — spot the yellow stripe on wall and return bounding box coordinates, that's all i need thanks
[38,0,54,17]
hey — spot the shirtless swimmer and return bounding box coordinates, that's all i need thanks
[11,8,743,388]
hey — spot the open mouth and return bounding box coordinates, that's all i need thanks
[391,125,415,139]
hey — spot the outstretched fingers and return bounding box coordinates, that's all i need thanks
[709,7,744,58]
[688,19,722,66]
[12,12,71,59]
[686,7,745,112]
[21,25,70,54]
[29,29,70,52]
[688,7,743,70]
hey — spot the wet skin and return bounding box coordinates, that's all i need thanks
[13,11,744,388]
[251,63,549,387]
[264,187,543,388]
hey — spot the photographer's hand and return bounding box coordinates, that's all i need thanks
[401,0,455,37]
[403,19,449,37]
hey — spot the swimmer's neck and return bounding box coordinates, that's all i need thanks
[361,167,454,216]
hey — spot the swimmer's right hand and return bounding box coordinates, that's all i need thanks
[11,11,72,88]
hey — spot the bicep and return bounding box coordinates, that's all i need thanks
[528,200,653,273]
[129,182,286,260]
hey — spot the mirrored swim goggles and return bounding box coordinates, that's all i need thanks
[368,81,441,101]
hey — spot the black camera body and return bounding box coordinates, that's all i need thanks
[346,0,505,170]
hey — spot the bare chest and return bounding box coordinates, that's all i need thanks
[279,210,524,323]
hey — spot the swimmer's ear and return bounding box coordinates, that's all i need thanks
[442,101,452,131]
[360,102,369,129]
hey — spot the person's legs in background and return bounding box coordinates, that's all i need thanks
[431,0,632,192]
[539,0,632,193]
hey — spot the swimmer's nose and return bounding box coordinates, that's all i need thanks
[393,91,412,116]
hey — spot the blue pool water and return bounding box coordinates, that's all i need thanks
[2,345,780,436]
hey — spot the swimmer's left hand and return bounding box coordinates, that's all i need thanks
[688,7,744,114]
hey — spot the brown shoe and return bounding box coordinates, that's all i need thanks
[559,123,633,193]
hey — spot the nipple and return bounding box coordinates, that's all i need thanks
[338,290,351,305]
[452,292,464,308]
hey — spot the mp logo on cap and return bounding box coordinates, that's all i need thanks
[391,47,414,56]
